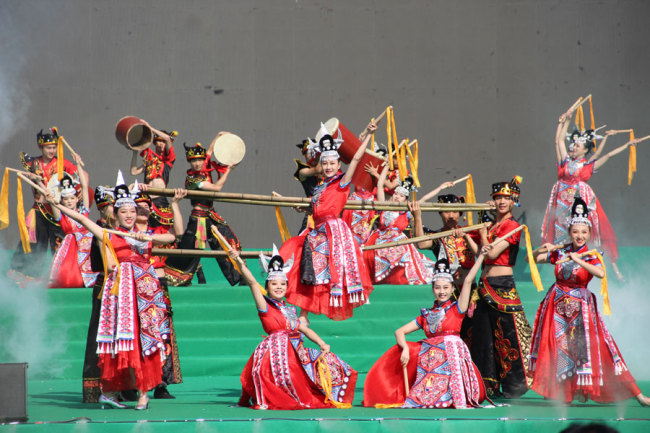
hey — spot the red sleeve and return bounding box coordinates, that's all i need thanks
[415,314,425,329]
[59,214,74,234]
[152,225,171,235]
[498,219,521,245]
[549,250,560,265]
[63,159,78,175]
[139,148,149,158]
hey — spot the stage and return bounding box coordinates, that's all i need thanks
[1,248,649,432]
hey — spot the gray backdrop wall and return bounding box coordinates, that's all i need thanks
[2,0,649,249]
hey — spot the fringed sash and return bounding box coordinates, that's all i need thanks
[325,219,363,306]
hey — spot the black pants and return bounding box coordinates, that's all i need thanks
[165,215,242,286]
[465,277,531,398]
[81,278,103,403]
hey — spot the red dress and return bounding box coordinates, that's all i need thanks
[280,172,373,321]
[364,300,485,408]
[541,157,618,261]
[48,207,99,288]
[240,298,357,410]
[529,244,640,402]
[96,230,169,392]
[341,189,376,245]
[363,210,433,285]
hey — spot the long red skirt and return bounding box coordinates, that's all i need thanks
[529,288,639,403]
[98,298,163,393]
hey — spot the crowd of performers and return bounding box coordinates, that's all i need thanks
[3,98,650,411]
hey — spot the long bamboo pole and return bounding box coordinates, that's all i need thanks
[145,187,493,212]
[361,223,488,251]
[489,224,525,247]
[451,174,470,186]
[151,248,269,258]
[61,137,85,167]
[359,106,392,140]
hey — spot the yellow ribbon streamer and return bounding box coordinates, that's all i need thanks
[404,139,420,187]
[316,355,351,409]
[386,107,394,171]
[100,230,121,298]
[465,174,476,225]
[523,225,544,292]
[628,130,636,186]
[211,225,242,275]
[16,178,31,254]
[274,206,291,243]
[57,136,64,181]
[0,168,9,229]
[594,251,610,315]
[370,117,375,152]
[589,96,595,130]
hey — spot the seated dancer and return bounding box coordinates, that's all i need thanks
[164,134,242,286]
[363,250,487,408]
[462,177,532,399]
[235,247,357,410]
[542,104,639,279]
[279,127,375,321]
[530,196,650,406]
[410,190,475,290]
[82,186,115,403]
[47,163,99,288]
[133,186,186,399]
[10,127,86,280]
[293,138,322,233]
[49,172,175,410]
[362,167,433,285]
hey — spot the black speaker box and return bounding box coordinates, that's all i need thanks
[0,363,28,423]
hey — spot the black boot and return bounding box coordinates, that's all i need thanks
[153,384,175,399]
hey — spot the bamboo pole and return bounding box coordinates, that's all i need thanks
[145,187,493,212]
[359,106,392,140]
[451,174,471,186]
[361,223,488,251]
[568,94,592,113]
[489,224,525,247]
[61,137,85,167]
[104,228,152,241]
[151,248,269,258]
[557,249,598,264]
[13,171,47,194]
[210,225,245,271]
[403,366,410,396]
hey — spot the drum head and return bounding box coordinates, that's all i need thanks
[213,133,246,166]
[315,118,339,141]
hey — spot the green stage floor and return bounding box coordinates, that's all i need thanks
[2,247,650,432]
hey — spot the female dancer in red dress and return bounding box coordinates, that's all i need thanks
[48,157,99,288]
[49,172,176,410]
[279,128,375,321]
[542,104,639,278]
[362,168,433,285]
[363,250,487,408]
[531,197,650,406]
[235,247,357,410]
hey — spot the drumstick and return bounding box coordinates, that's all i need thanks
[403,365,410,396]
[489,225,525,248]
[61,137,85,167]
[451,174,471,186]
[556,249,599,264]
[104,228,153,242]
[632,134,650,144]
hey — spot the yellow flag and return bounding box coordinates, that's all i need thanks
[523,225,544,292]
[57,136,65,181]
[594,251,610,315]
[465,174,476,225]
[316,355,352,409]
[16,178,31,254]
[274,206,291,243]
[628,130,636,186]
[0,168,9,229]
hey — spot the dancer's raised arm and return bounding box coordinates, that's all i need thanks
[341,122,376,185]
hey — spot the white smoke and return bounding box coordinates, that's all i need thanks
[0,9,30,149]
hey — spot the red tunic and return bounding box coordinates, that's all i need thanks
[363,301,485,408]
[541,157,618,261]
[484,217,520,267]
[240,299,357,409]
[529,244,640,403]
[48,207,98,288]
[363,210,433,285]
[280,173,373,321]
[140,147,175,185]
[96,231,168,392]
